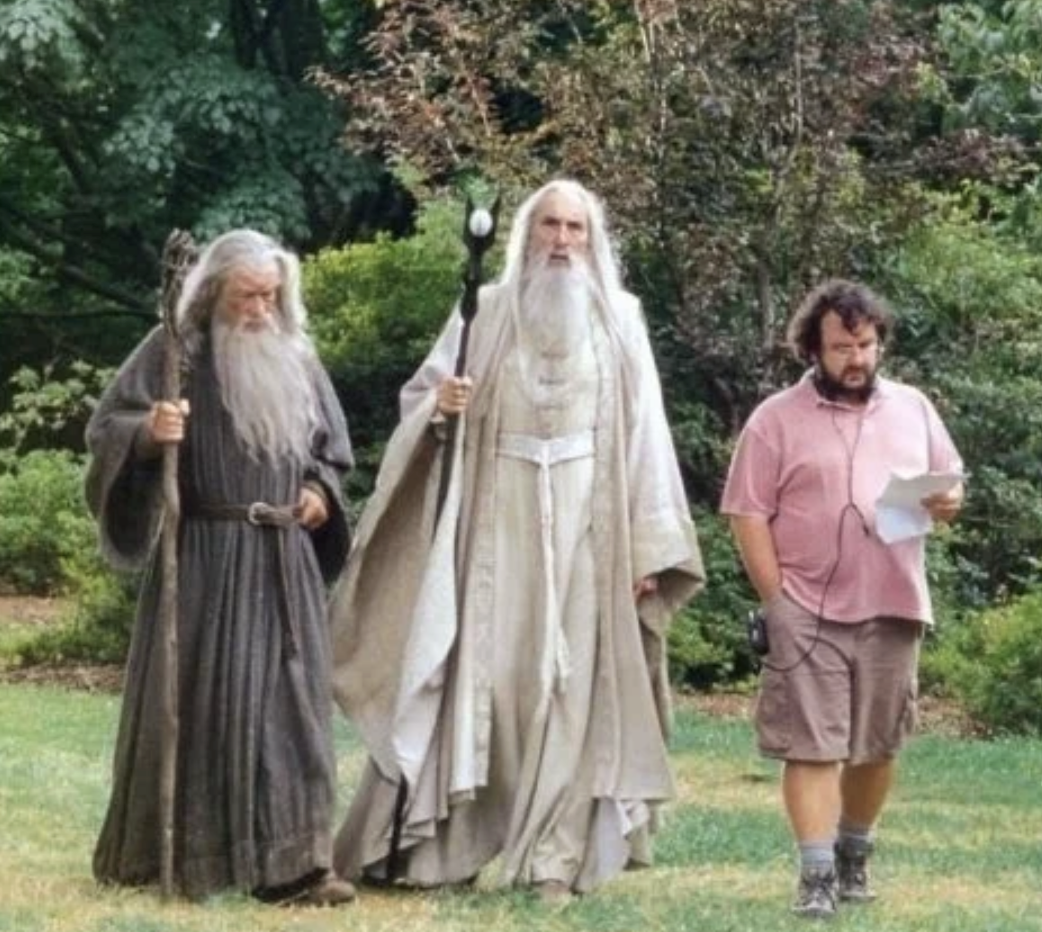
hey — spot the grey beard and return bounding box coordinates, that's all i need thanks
[212,320,319,465]
[519,257,594,359]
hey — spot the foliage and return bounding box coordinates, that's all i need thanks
[942,590,1042,736]
[0,449,95,595]
[0,362,113,457]
[933,0,1042,144]
[0,364,134,660]
[666,509,759,689]
[12,574,136,666]
[305,192,488,489]
[0,0,394,380]
[325,1,983,428]
[877,188,1042,605]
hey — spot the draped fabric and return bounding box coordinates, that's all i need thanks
[87,328,352,899]
[330,285,704,892]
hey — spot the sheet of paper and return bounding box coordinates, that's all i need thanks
[875,471,966,545]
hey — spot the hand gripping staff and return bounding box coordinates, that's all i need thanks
[385,196,501,883]
[433,197,501,521]
[156,230,198,899]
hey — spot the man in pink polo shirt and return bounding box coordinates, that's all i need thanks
[721,279,963,919]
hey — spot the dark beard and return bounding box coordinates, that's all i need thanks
[813,366,877,404]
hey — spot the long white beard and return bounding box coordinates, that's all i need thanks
[514,256,597,409]
[519,255,595,358]
[212,319,320,465]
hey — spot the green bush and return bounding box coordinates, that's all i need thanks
[878,191,1042,607]
[14,572,136,666]
[0,446,136,663]
[944,590,1042,736]
[667,509,759,689]
[305,195,485,492]
[0,449,96,595]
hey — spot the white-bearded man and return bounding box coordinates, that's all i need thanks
[87,229,356,905]
[330,181,705,902]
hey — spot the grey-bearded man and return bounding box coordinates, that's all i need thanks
[87,229,356,905]
[330,180,705,902]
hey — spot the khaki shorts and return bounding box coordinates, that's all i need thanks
[755,592,922,764]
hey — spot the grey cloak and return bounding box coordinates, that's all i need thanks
[330,284,704,892]
[87,327,352,898]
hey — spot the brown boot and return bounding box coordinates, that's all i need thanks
[300,872,357,906]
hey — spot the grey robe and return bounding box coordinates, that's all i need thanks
[331,284,704,892]
[87,327,352,899]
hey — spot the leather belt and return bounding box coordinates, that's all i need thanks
[184,501,299,527]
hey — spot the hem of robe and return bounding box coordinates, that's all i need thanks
[334,761,664,894]
[95,829,334,900]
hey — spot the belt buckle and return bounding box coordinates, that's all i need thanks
[246,502,265,526]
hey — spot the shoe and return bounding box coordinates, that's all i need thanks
[533,879,573,906]
[791,866,838,919]
[293,872,357,907]
[835,839,877,903]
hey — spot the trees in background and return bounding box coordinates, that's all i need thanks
[0,0,400,381]
[5,1,1042,727]
[308,0,1042,701]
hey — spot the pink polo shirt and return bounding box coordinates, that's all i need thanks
[720,373,962,624]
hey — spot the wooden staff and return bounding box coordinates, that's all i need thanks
[156,230,198,899]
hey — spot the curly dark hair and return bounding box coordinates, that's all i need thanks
[786,279,893,363]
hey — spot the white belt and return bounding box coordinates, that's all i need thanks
[496,429,595,691]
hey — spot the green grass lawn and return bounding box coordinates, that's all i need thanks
[1,682,1040,932]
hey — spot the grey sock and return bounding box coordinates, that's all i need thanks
[798,840,836,875]
[837,819,874,856]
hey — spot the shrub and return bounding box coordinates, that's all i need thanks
[0,449,96,595]
[0,446,137,663]
[304,194,482,486]
[667,509,760,689]
[14,573,136,666]
[945,590,1042,736]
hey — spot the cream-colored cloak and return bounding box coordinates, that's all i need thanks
[330,283,704,891]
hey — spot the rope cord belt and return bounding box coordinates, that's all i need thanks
[496,429,595,691]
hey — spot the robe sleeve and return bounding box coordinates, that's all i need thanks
[617,297,706,636]
[304,360,355,585]
[84,327,168,572]
[399,312,463,421]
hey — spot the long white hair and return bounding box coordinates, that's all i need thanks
[462,181,638,418]
[497,179,623,303]
[498,180,630,353]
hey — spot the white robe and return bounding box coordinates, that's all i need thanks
[330,283,704,891]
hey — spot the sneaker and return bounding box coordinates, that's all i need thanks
[835,839,877,903]
[792,866,838,920]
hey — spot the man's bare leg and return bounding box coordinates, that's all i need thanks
[834,759,895,903]
[783,760,841,918]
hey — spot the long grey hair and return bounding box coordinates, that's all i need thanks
[174,229,321,464]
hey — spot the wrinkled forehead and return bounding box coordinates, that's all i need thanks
[531,189,588,228]
[221,260,281,293]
